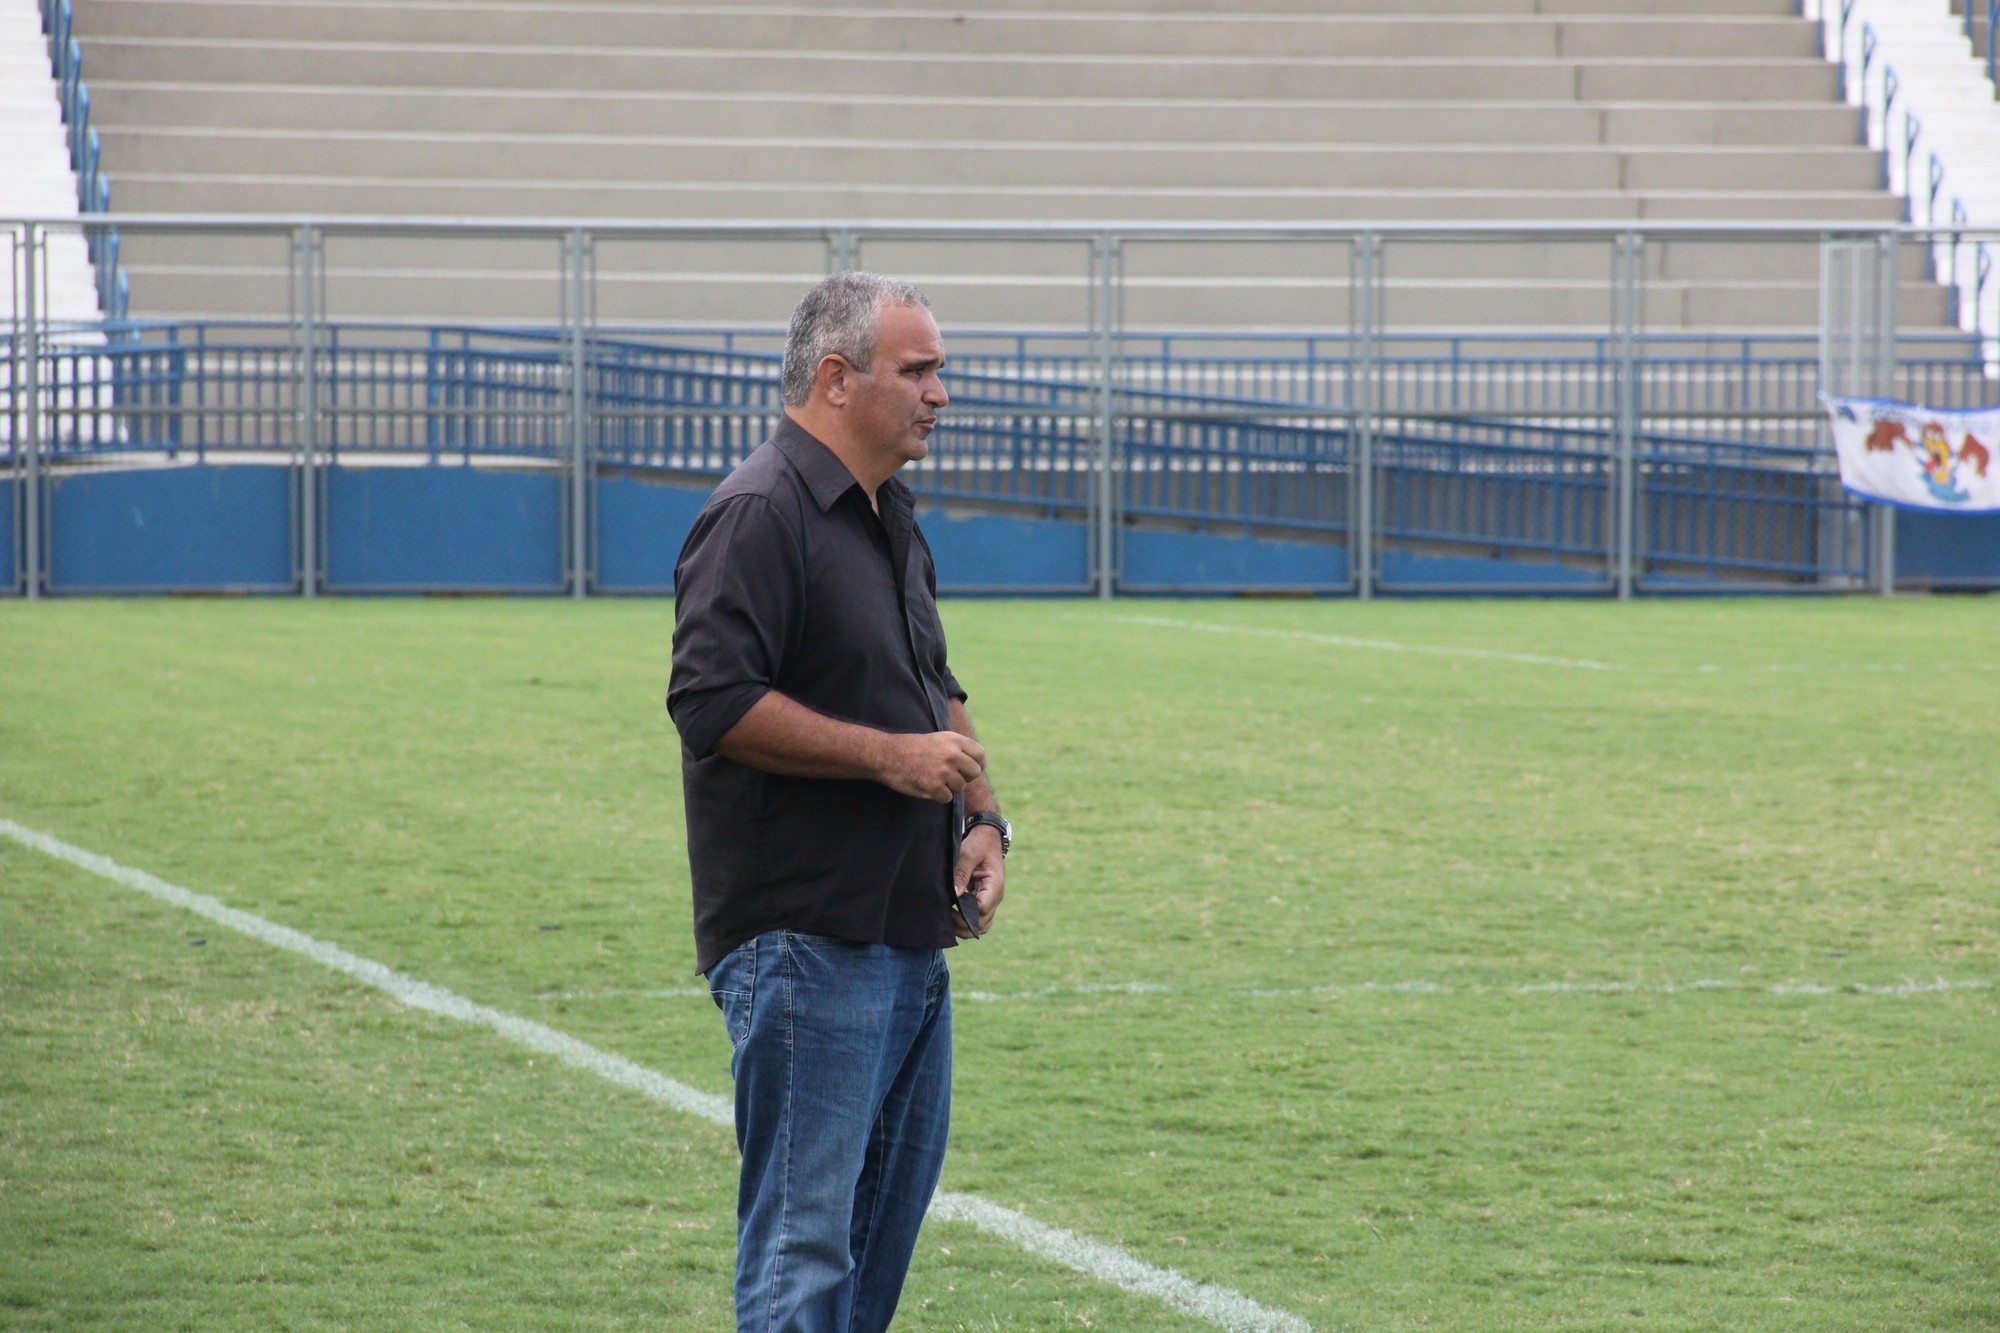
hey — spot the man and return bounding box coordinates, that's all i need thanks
[667,272,1010,1333]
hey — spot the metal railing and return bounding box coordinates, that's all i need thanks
[5,216,1997,599]
[36,0,126,319]
[1965,0,1999,89]
[1820,0,2000,362]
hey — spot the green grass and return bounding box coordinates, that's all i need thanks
[2,595,1996,1331]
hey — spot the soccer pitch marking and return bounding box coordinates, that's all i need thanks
[1115,615,1986,676]
[962,978,1993,1000]
[0,817,1314,1333]
[1118,615,1623,670]
[540,977,1991,1005]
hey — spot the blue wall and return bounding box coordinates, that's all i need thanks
[1122,527,1346,591]
[10,465,1998,596]
[929,510,1093,592]
[595,476,710,592]
[47,464,293,592]
[325,466,564,592]
[591,486,1096,594]
[1380,550,1607,592]
[1899,511,2000,587]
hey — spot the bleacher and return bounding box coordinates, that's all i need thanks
[68,0,1958,331]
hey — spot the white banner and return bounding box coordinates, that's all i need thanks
[1824,396,2000,512]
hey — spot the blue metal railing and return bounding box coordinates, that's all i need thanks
[1965,0,1999,89]
[17,319,1987,454]
[1827,4,2000,368]
[5,319,1987,588]
[37,0,128,320]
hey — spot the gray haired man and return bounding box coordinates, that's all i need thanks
[668,272,1010,1331]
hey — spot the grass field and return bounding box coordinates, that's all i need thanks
[2,595,1996,1332]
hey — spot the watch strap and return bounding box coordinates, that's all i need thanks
[963,811,1011,856]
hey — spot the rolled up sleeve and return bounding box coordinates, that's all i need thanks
[668,494,802,759]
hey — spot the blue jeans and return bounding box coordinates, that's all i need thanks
[706,931,953,1333]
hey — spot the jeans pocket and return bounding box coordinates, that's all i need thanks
[706,939,756,1049]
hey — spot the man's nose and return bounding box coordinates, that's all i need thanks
[926,375,948,407]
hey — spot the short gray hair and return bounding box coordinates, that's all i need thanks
[781,271,931,407]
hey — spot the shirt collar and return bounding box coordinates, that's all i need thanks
[772,415,914,520]
[773,415,866,514]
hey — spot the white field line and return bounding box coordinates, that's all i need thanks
[1115,616,1982,676]
[0,817,1314,1333]
[987,977,1993,1000]
[1117,615,1622,670]
[545,976,1991,1005]
[926,1191,1311,1333]
[1695,662,1997,673]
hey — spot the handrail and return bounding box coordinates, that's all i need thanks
[3,214,1995,245]
[1817,1,2000,368]
[1969,0,2000,90]
[6,215,1997,371]
[36,0,127,320]
[1899,105,1920,203]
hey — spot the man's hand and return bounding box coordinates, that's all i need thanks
[953,822,1005,938]
[876,731,986,803]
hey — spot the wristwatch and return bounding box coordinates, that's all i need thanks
[963,811,1012,857]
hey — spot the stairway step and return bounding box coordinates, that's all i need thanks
[114,262,1950,330]
[88,83,1867,148]
[69,5,1824,61]
[94,129,1889,196]
[79,39,1843,103]
[106,172,1907,224]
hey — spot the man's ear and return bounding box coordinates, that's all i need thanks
[814,354,851,408]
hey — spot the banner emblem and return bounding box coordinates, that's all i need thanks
[1825,397,2000,512]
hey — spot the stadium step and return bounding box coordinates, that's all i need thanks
[102,172,1908,225]
[84,85,1869,150]
[117,233,1937,285]
[72,4,1826,62]
[113,261,1953,331]
[90,129,1890,196]
[76,39,1853,105]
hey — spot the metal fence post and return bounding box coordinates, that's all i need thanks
[1873,230,1899,596]
[292,222,319,597]
[565,226,591,599]
[1819,232,1901,592]
[1350,232,1379,599]
[1613,231,1642,600]
[6,231,17,595]
[20,224,41,599]
[1091,230,1118,599]
[828,228,857,274]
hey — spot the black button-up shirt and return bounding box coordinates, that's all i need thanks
[668,417,967,974]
